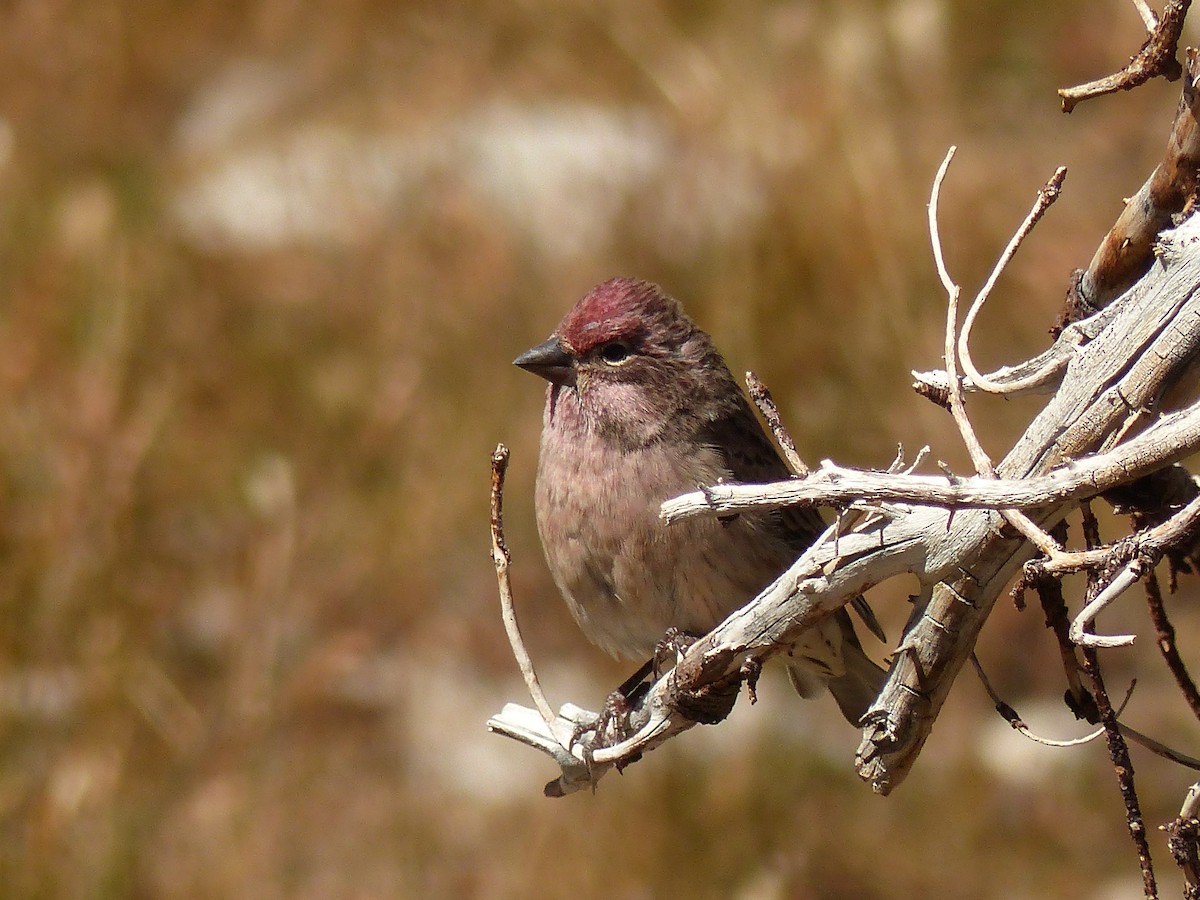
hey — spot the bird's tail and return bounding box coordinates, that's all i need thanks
[825,643,887,726]
[786,611,887,726]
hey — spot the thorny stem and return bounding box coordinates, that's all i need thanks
[1079,502,1158,899]
[1029,525,1092,716]
[1142,567,1200,722]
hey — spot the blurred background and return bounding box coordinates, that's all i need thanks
[3,1,1200,897]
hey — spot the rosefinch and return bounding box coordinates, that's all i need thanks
[514,277,885,724]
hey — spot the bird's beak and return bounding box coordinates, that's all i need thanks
[513,336,576,386]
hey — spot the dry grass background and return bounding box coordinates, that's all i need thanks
[2,1,1200,897]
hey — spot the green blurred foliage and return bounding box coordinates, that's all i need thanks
[0,1,1197,896]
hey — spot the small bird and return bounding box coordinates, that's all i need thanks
[514,277,885,724]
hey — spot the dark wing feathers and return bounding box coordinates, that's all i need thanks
[699,393,887,645]
[700,396,827,549]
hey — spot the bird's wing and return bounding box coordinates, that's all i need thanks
[700,395,827,547]
[701,394,888,644]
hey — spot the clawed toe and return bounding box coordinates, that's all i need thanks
[653,627,702,678]
[570,687,636,767]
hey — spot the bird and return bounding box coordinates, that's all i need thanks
[513,277,885,724]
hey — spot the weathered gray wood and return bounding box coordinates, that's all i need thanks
[862,213,1200,791]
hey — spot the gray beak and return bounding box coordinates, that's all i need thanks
[513,336,576,386]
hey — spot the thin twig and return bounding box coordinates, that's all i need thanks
[929,146,961,300]
[1083,644,1159,898]
[490,445,558,728]
[928,148,992,474]
[928,146,1067,558]
[1143,566,1200,721]
[1079,503,1158,899]
[1133,0,1159,31]
[958,168,1068,395]
[970,651,1195,769]
[1029,532,1091,712]
[970,653,1105,747]
[746,370,809,476]
[1058,0,1190,112]
[1070,562,1143,648]
[1121,721,1200,769]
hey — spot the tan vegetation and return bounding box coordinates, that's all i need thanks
[1,2,1196,896]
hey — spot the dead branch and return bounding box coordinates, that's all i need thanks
[1084,638,1158,896]
[1077,503,1159,899]
[1074,45,1200,311]
[662,402,1200,521]
[1143,566,1200,721]
[957,168,1068,395]
[1058,0,1190,114]
[490,7,1200,805]
[490,444,558,728]
[1166,783,1200,897]
[746,370,809,477]
[913,300,1118,399]
[858,208,1200,792]
[969,652,1106,748]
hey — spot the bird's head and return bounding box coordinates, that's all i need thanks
[514,278,733,447]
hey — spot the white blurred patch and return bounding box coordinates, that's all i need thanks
[454,103,668,259]
[171,62,772,259]
[0,116,14,173]
[0,666,81,722]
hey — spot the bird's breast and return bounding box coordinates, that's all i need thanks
[534,404,794,659]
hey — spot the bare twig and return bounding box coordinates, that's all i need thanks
[916,295,1119,400]
[490,445,558,728]
[969,652,1190,765]
[1058,0,1190,113]
[1074,45,1200,309]
[931,154,991,474]
[1027,532,1091,712]
[1134,0,1160,31]
[1142,566,1200,721]
[1030,489,1200,579]
[663,401,1200,523]
[1121,721,1200,769]
[970,653,1106,747]
[746,370,809,476]
[958,168,1068,395]
[1078,504,1158,899]
[928,147,1066,558]
[1083,641,1158,897]
[1070,562,1143,648]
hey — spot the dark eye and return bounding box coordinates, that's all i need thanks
[598,342,631,365]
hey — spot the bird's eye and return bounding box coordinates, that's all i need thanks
[598,342,631,365]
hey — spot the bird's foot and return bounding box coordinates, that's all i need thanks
[653,627,702,679]
[569,658,653,759]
